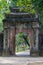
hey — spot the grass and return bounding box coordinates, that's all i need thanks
[16,44,30,52]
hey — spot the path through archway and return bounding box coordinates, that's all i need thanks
[15,32,30,56]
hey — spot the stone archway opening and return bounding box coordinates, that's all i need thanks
[15,32,30,56]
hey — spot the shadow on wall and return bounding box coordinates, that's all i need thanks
[0,32,3,55]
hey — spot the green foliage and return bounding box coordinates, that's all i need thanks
[31,0,43,12]
[15,32,25,45]
[15,32,29,46]
[0,0,11,31]
[15,32,30,52]
[17,0,36,13]
[10,0,17,6]
[10,0,36,13]
[0,0,11,21]
[16,44,29,52]
[31,0,43,27]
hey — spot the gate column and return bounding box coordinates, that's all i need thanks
[28,29,34,56]
[3,27,10,56]
[3,26,16,56]
[30,22,40,56]
[9,26,16,55]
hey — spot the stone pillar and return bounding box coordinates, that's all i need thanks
[9,26,15,55]
[30,22,40,56]
[3,25,16,56]
[3,28,10,56]
[36,29,39,49]
[29,29,34,55]
[31,28,39,56]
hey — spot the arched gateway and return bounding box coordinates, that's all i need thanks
[3,7,40,56]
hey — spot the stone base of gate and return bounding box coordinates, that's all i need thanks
[2,50,10,56]
[0,52,3,56]
[2,49,15,56]
[39,51,43,56]
[30,49,39,56]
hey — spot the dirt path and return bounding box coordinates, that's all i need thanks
[0,57,43,65]
[28,62,43,65]
[0,50,43,65]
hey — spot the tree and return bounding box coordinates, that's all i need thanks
[0,0,11,22]
[31,0,43,12]
[11,0,36,13]
[0,0,11,32]
[15,32,25,46]
[31,0,43,28]
[15,32,30,46]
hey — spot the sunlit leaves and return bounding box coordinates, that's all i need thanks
[15,32,29,45]
[16,32,25,45]
[0,0,11,21]
[16,0,36,13]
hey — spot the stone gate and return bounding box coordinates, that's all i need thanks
[3,7,40,56]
